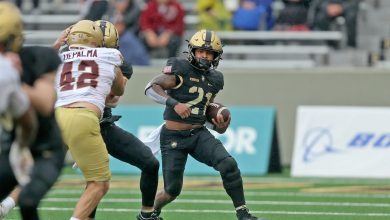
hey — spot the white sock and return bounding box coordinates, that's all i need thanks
[1,197,16,213]
[69,217,80,220]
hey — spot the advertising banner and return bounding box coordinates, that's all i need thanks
[292,106,390,178]
[109,105,275,175]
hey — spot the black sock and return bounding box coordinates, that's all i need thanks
[141,211,153,218]
[20,206,39,220]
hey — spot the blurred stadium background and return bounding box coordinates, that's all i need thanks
[7,0,390,219]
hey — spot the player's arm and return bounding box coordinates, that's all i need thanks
[52,26,72,50]
[145,74,191,118]
[16,106,38,147]
[22,72,56,116]
[10,86,38,147]
[110,66,125,96]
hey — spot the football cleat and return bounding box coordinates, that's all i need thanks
[136,210,163,220]
[236,207,267,220]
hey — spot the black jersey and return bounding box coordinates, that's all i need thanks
[19,46,63,154]
[163,57,224,125]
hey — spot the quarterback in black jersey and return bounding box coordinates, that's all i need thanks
[145,29,266,220]
[0,3,65,220]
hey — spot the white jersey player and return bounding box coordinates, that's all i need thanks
[0,55,37,151]
[55,47,123,116]
[54,20,125,220]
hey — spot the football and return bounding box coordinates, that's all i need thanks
[206,102,231,122]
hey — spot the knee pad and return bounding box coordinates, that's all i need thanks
[215,157,242,189]
[142,156,160,174]
[18,192,40,209]
[215,157,238,174]
[164,171,183,197]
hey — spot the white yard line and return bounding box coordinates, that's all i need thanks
[42,197,390,207]
[49,189,390,199]
[28,207,390,217]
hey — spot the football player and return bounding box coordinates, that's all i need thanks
[52,20,161,220]
[54,20,125,220]
[144,29,266,220]
[87,20,160,220]
[0,2,64,220]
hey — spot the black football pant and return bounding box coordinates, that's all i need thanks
[160,125,246,207]
[0,148,65,220]
[89,123,159,218]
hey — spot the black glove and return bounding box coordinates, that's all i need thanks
[120,61,133,79]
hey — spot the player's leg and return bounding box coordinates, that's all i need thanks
[0,154,18,219]
[98,124,159,219]
[56,107,111,220]
[0,154,18,200]
[153,126,189,218]
[18,148,65,220]
[101,124,159,208]
[192,128,266,220]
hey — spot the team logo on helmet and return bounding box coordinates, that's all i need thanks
[67,20,104,48]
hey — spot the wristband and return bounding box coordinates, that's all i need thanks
[166,97,179,107]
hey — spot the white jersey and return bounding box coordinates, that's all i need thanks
[0,55,30,139]
[55,47,122,114]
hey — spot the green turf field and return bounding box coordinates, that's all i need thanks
[5,167,390,220]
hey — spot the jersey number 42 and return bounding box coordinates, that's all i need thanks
[60,60,99,91]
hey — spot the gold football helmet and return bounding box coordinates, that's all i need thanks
[67,20,104,48]
[187,29,223,70]
[95,20,119,48]
[0,2,23,52]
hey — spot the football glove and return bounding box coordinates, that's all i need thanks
[9,141,34,186]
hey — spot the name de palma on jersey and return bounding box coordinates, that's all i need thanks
[62,49,98,61]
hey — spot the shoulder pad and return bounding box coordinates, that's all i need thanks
[96,48,123,66]
[206,69,224,91]
[20,46,61,83]
[162,58,189,76]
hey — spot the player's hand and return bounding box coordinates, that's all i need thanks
[212,114,231,129]
[105,92,121,108]
[9,141,34,186]
[52,26,72,49]
[174,103,191,119]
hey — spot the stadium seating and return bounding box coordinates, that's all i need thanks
[21,0,390,68]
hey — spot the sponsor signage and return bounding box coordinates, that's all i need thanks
[292,106,390,178]
[109,106,275,175]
